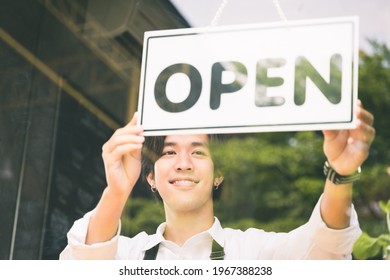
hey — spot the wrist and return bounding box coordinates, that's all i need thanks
[104,185,131,205]
[323,161,361,185]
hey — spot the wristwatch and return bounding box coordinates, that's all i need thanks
[323,161,361,185]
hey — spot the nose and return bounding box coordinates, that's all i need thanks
[175,153,193,171]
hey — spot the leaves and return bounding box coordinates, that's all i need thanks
[353,199,390,259]
[353,232,382,259]
[379,200,390,214]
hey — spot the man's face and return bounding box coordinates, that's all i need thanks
[148,134,216,214]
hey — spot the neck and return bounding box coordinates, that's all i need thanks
[163,206,214,246]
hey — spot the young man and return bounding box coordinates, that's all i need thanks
[60,101,375,260]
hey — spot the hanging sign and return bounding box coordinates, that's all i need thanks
[137,17,359,135]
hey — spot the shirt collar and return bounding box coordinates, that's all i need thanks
[142,217,225,251]
[207,217,225,248]
[142,223,166,251]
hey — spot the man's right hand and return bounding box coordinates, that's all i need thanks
[102,112,145,198]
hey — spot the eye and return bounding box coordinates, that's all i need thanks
[162,150,176,156]
[192,150,207,156]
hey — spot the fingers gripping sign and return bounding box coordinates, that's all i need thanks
[102,112,145,197]
[322,100,375,175]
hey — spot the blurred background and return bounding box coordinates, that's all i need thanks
[0,0,389,260]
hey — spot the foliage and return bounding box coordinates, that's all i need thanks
[353,199,390,259]
[121,197,164,237]
[212,131,324,229]
[358,41,390,166]
[351,41,390,247]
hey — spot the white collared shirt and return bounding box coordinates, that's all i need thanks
[60,197,361,260]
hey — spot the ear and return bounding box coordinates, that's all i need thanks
[214,175,224,187]
[146,173,155,187]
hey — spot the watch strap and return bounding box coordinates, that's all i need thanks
[323,161,361,185]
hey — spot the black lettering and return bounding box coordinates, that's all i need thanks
[255,58,286,106]
[210,61,247,110]
[294,54,342,105]
[154,63,202,112]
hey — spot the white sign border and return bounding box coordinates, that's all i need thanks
[137,16,359,136]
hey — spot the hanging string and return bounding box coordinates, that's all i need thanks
[210,0,229,26]
[271,0,288,22]
[210,0,287,26]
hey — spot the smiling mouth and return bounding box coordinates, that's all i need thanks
[169,179,199,186]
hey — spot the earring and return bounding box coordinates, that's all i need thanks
[214,178,223,190]
[214,176,224,190]
[150,185,157,193]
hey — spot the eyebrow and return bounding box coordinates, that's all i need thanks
[163,141,209,148]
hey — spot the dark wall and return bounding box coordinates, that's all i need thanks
[0,0,59,258]
[0,0,188,259]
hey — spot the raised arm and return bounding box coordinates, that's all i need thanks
[320,100,375,229]
[86,113,145,244]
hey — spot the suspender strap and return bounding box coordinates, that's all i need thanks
[143,243,159,260]
[210,240,225,260]
[142,240,225,260]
